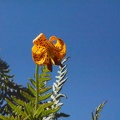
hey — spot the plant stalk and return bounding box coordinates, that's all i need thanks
[35,64,39,110]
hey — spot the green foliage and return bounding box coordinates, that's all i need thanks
[43,57,70,120]
[0,58,9,75]
[0,58,28,116]
[92,101,107,120]
[1,57,107,120]
[0,65,61,120]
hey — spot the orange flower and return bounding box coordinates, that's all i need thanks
[32,33,66,71]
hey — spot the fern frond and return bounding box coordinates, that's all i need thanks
[51,57,69,104]
[45,57,70,119]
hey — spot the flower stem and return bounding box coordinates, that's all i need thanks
[35,64,39,110]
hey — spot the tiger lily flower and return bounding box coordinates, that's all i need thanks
[32,33,66,72]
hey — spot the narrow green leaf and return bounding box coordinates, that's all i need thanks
[27,83,36,95]
[24,103,34,120]
[39,87,52,94]
[39,92,52,101]
[5,98,25,117]
[20,90,35,101]
[41,77,51,81]
[13,106,24,116]
[41,66,50,73]
[34,102,54,119]
[0,115,10,120]
[34,105,44,118]
[43,102,54,108]
[39,82,46,88]
[10,115,21,120]
[11,96,25,106]
[23,116,30,120]
[40,72,50,77]
[41,107,61,117]
[28,78,36,87]
[5,98,17,110]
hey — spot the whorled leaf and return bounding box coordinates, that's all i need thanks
[0,65,58,120]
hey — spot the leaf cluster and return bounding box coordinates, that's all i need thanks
[0,65,61,120]
[0,58,28,115]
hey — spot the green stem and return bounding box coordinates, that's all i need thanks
[35,64,39,110]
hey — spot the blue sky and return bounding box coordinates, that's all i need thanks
[0,1,120,120]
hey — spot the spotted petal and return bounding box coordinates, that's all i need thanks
[32,33,66,71]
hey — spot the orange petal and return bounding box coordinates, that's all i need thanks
[33,33,47,48]
[32,52,45,65]
[32,33,66,71]
[49,36,66,64]
[32,33,48,65]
